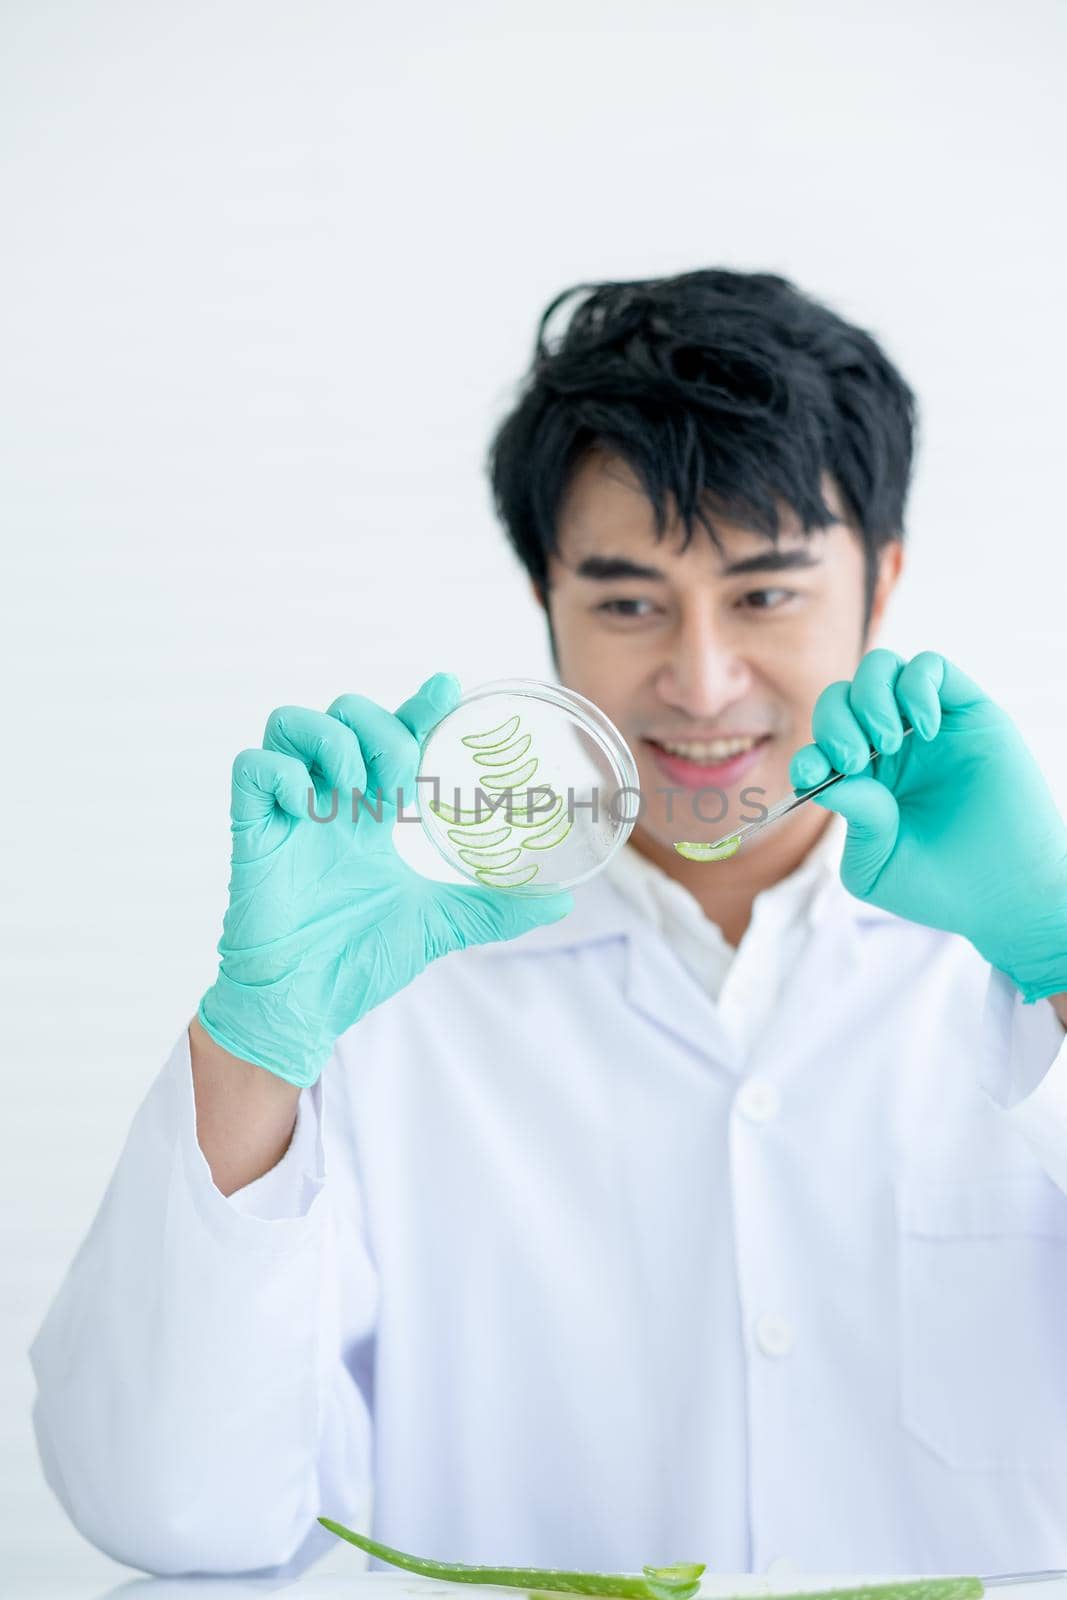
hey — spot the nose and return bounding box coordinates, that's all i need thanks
[655,607,752,716]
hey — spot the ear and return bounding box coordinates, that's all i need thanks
[865,539,905,641]
[530,577,546,611]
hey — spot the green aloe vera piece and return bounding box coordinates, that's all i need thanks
[480,757,540,791]
[432,793,559,833]
[475,862,541,888]
[438,714,578,891]
[431,793,514,827]
[674,835,741,862]
[521,812,574,851]
[447,823,513,849]
[430,798,490,827]
[316,1517,705,1598]
[505,793,563,828]
[461,714,520,750]
[458,845,523,869]
[474,734,533,768]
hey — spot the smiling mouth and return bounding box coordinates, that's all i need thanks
[643,734,773,764]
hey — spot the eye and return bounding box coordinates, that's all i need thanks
[738,588,796,611]
[595,598,658,618]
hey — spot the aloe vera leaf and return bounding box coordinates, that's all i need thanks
[461,715,521,750]
[480,757,540,791]
[520,812,574,851]
[674,835,741,862]
[447,824,513,849]
[474,734,533,768]
[458,845,523,869]
[475,862,541,888]
[316,1518,705,1597]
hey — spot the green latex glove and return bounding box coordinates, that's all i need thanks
[197,672,574,1087]
[788,648,1067,1004]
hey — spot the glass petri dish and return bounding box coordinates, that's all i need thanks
[416,678,640,895]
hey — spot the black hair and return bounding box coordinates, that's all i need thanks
[486,268,916,634]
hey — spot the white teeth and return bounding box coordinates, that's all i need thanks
[656,736,762,761]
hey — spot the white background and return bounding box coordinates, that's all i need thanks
[2,1,1064,1592]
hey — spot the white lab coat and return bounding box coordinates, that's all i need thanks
[29,816,1067,1580]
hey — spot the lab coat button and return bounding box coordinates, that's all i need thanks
[736,1078,781,1123]
[754,1313,794,1357]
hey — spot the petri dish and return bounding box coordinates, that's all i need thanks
[416,678,640,895]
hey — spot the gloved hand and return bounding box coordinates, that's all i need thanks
[788,648,1067,1004]
[197,672,574,1087]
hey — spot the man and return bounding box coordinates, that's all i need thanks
[30,271,1067,1579]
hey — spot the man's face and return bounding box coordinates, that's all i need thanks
[539,449,902,858]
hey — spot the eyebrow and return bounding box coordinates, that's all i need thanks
[573,547,825,581]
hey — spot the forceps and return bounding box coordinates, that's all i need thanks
[674,724,917,862]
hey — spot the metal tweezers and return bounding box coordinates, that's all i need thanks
[980,1576,1067,1588]
[700,724,918,858]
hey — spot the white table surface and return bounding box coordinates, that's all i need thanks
[14,1569,1067,1600]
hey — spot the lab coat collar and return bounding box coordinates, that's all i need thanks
[463,814,900,1070]
[468,810,901,962]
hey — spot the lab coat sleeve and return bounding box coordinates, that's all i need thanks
[977,964,1067,1194]
[28,1024,377,1579]
[226,1076,324,1220]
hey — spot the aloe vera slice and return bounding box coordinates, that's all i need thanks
[458,845,523,869]
[474,733,533,768]
[475,862,541,888]
[480,757,539,790]
[461,714,520,750]
[317,1518,705,1597]
[447,824,513,849]
[521,812,574,851]
[430,800,483,827]
[432,793,555,831]
[430,797,509,827]
[674,835,741,862]
[429,713,574,887]
[505,793,563,828]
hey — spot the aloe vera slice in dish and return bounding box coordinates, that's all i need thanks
[473,733,533,768]
[316,1518,705,1597]
[505,793,563,828]
[480,757,540,790]
[475,862,542,888]
[427,711,574,886]
[458,845,523,869]
[440,793,559,834]
[430,798,485,827]
[461,715,520,750]
[521,812,574,851]
[446,823,513,849]
[430,796,513,827]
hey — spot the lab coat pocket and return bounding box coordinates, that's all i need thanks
[895,1171,1067,1470]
